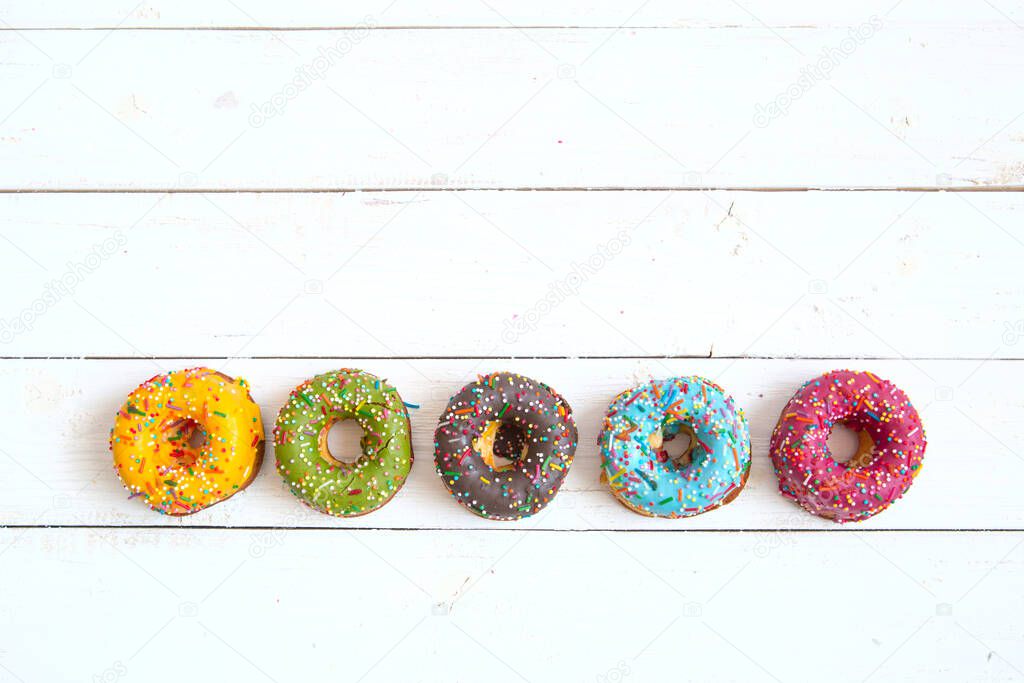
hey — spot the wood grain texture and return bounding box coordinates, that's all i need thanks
[2,3,1022,680]
[0,191,1020,358]
[2,357,1019,530]
[1,527,1021,682]
[2,23,1023,189]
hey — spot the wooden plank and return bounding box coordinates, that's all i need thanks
[0,527,1020,681]
[2,0,1019,29]
[1,190,1020,358]
[2,27,1022,189]
[2,3,1021,678]
[1,357,1019,529]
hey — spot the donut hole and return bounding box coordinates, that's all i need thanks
[827,423,875,467]
[653,420,697,468]
[162,418,206,467]
[321,419,363,467]
[493,422,527,463]
[489,452,516,470]
[475,420,526,471]
[186,426,207,450]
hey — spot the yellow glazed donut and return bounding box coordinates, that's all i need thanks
[109,367,265,515]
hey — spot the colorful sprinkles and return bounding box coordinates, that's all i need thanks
[107,366,929,524]
[599,377,751,518]
[273,369,413,517]
[769,369,927,523]
[433,372,578,520]
[109,367,265,515]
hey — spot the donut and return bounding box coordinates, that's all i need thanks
[274,369,414,516]
[770,369,926,522]
[109,367,265,515]
[599,377,751,518]
[434,372,578,520]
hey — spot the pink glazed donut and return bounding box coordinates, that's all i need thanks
[770,370,926,523]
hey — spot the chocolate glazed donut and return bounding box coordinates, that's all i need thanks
[434,372,578,520]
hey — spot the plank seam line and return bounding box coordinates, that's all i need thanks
[0,25,981,32]
[2,525,1021,533]
[2,186,1022,194]
[3,355,1020,362]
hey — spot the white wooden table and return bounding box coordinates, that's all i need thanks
[1,2,1023,681]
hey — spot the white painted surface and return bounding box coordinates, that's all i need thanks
[2,528,1022,682]
[0,191,1020,358]
[3,0,1022,29]
[1,3,1022,681]
[2,357,1022,530]
[2,23,1023,189]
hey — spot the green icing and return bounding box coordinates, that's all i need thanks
[273,369,413,516]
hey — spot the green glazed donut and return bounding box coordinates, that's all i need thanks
[273,369,414,516]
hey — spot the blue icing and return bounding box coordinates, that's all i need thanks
[599,376,751,517]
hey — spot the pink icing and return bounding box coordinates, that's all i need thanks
[769,369,926,523]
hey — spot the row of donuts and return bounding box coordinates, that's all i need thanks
[109,367,926,523]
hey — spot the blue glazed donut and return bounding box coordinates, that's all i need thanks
[599,377,751,518]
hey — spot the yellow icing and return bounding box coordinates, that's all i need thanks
[109,367,264,515]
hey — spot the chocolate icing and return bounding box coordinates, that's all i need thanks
[433,372,578,520]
